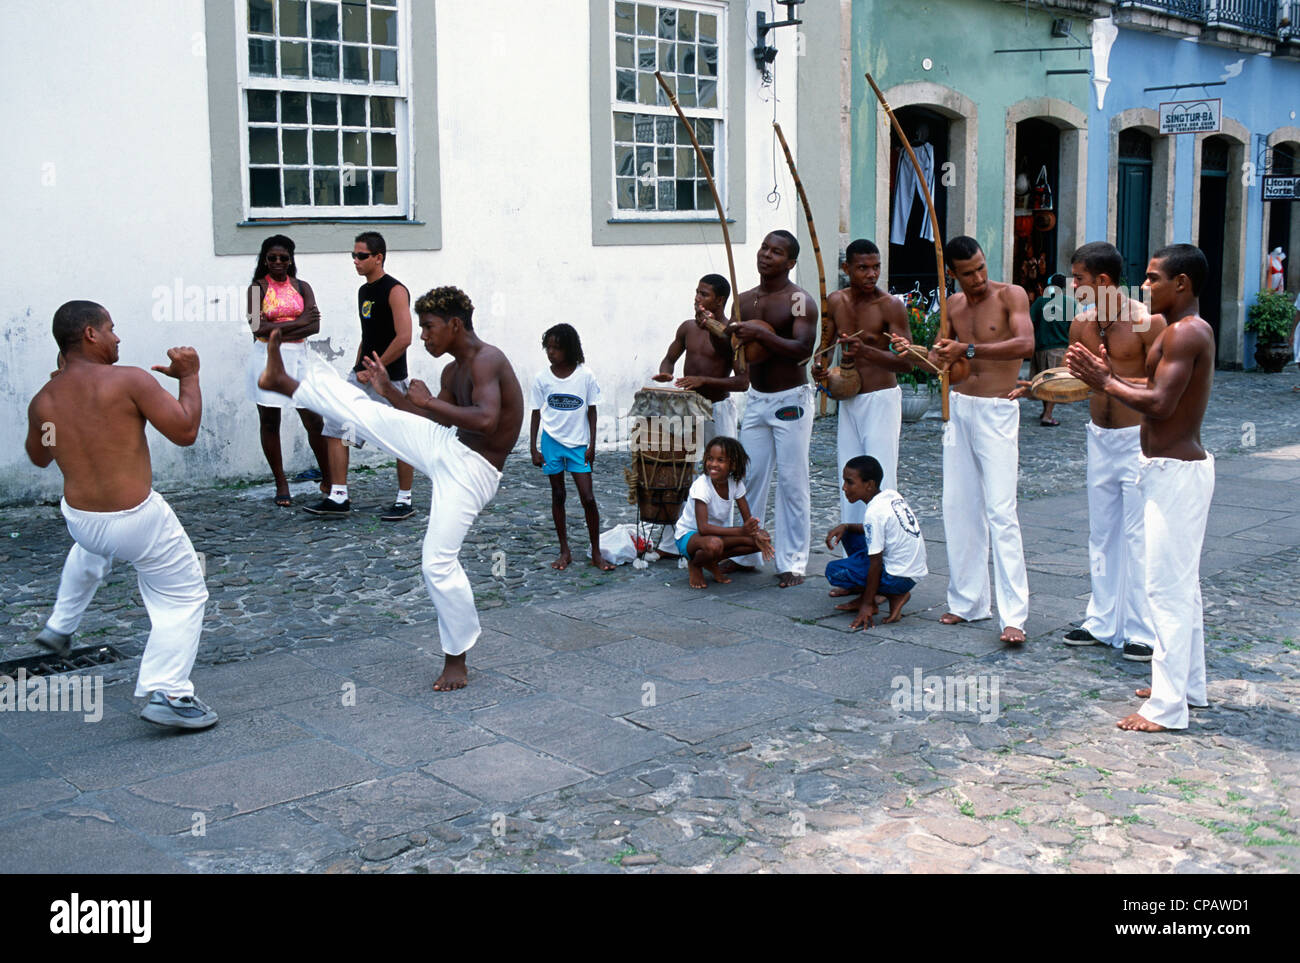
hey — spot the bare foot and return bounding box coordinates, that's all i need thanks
[589,550,615,572]
[835,593,865,612]
[551,549,572,570]
[257,331,300,395]
[939,612,967,625]
[687,562,708,589]
[1135,687,1151,699]
[1000,626,1026,644]
[828,587,856,597]
[1116,711,1167,732]
[432,653,468,691]
[777,571,804,588]
[719,560,758,574]
[883,591,910,623]
[708,564,732,585]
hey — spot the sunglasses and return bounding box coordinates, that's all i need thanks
[351,251,375,260]
[266,254,292,263]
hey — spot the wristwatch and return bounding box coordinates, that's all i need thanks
[964,343,976,359]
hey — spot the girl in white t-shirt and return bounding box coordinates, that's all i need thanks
[674,437,774,589]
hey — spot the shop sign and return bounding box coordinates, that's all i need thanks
[1262,176,1300,202]
[1158,99,1220,134]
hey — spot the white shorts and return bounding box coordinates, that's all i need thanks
[247,339,310,409]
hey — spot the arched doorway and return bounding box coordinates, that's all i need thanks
[1117,129,1153,287]
[1197,135,1231,343]
[1192,119,1248,365]
[1264,128,1300,293]
[887,105,949,296]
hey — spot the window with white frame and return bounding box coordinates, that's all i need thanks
[240,0,408,218]
[611,1,725,217]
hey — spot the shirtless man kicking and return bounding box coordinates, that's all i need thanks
[259,286,524,691]
[1061,242,1164,662]
[893,236,1033,644]
[815,238,914,554]
[1067,244,1216,733]
[653,273,747,444]
[724,230,818,587]
[26,301,216,729]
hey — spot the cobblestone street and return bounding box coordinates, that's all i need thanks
[0,369,1297,873]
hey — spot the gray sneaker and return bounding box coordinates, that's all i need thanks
[34,626,73,658]
[140,691,219,730]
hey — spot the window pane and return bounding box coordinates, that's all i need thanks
[614,112,633,141]
[636,145,652,175]
[344,174,369,205]
[634,114,654,143]
[343,131,367,165]
[313,168,340,204]
[313,130,338,164]
[311,93,337,125]
[281,41,308,78]
[698,79,717,109]
[697,119,713,147]
[636,3,655,35]
[616,177,636,209]
[372,48,397,84]
[698,14,717,43]
[371,132,397,167]
[371,169,397,205]
[675,179,694,210]
[637,72,656,105]
[701,147,714,173]
[249,38,277,76]
[678,43,694,75]
[249,168,281,206]
[310,0,338,39]
[284,169,311,204]
[615,70,635,103]
[248,89,277,123]
[371,7,397,45]
[679,10,695,41]
[343,45,368,81]
[658,7,676,39]
[657,179,674,209]
[370,97,396,128]
[637,38,654,70]
[311,42,339,79]
[283,129,309,165]
[657,147,672,176]
[616,146,634,177]
[676,147,694,176]
[700,43,717,76]
[342,0,367,42]
[658,41,674,73]
[615,36,633,68]
[697,182,714,210]
[249,128,279,163]
[248,0,274,35]
[677,76,695,108]
[341,94,366,126]
[281,91,308,123]
[279,0,307,36]
[638,181,655,208]
[614,2,634,34]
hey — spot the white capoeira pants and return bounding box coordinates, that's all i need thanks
[700,395,738,445]
[1137,453,1214,730]
[837,386,901,525]
[47,492,207,698]
[734,384,814,573]
[942,392,1030,629]
[291,367,501,656]
[1082,422,1157,648]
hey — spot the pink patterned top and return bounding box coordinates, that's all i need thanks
[261,276,304,322]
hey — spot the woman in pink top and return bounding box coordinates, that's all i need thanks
[245,234,331,506]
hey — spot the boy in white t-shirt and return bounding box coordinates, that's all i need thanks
[675,436,773,589]
[824,455,927,629]
[530,323,614,571]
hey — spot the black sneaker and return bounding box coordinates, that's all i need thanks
[380,502,415,521]
[1063,627,1102,646]
[1122,641,1154,662]
[303,497,351,516]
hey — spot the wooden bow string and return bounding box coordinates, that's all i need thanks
[654,71,745,374]
[866,73,952,421]
[771,122,830,368]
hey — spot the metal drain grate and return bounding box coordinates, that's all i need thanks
[0,645,128,678]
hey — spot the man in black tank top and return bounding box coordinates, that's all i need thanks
[308,232,416,520]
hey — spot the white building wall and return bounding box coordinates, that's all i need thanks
[0,0,807,503]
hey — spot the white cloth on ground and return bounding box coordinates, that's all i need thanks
[49,491,207,698]
[836,385,902,525]
[862,489,928,579]
[733,383,813,574]
[1137,453,1214,730]
[941,392,1030,629]
[292,366,502,656]
[890,142,935,245]
[530,364,602,447]
[674,474,747,542]
[1081,422,1157,647]
[247,339,310,409]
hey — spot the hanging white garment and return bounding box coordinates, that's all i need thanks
[890,142,935,246]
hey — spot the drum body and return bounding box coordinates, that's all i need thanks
[626,387,714,524]
[1029,366,1090,403]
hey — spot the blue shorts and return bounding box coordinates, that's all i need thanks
[541,431,590,475]
[824,531,917,596]
[676,531,696,557]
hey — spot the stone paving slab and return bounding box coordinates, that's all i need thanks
[0,807,190,874]
[423,742,588,803]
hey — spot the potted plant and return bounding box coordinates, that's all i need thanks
[898,297,940,422]
[1246,290,1295,373]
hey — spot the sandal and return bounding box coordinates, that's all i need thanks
[274,492,293,507]
[1039,417,1059,427]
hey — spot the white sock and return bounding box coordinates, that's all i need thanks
[396,489,412,505]
[329,485,348,503]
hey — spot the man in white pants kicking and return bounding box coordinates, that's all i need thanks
[1060,242,1164,662]
[258,286,524,691]
[26,301,215,729]
[1068,244,1216,732]
[897,236,1034,644]
[724,230,818,588]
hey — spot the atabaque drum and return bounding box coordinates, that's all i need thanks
[624,387,713,524]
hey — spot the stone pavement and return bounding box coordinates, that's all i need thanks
[0,370,1297,873]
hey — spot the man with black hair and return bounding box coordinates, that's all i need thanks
[26,302,217,729]
[725,230,818,587]
[1068,244,1216,733]
[310,231,415,520]
[653,273,747,444]
[259,286,525,692]
[894,235,1034,644]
